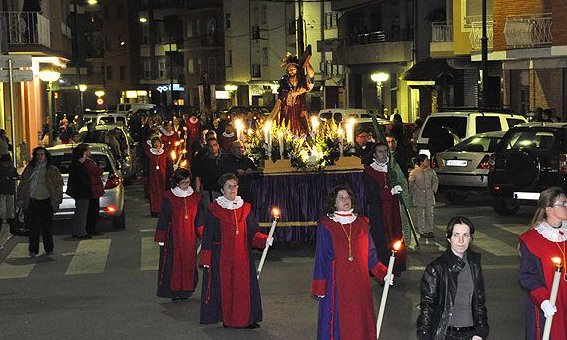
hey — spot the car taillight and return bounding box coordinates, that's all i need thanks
[477,155,490,170]
[104,173,122,189]
[489,154,496,171]
[102,205,117,215]
[560,154,567,174]
[430,155,438,169]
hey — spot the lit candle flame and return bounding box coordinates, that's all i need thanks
[183,126,187,131]
[263,120,273,133]
[180,160,188,168]
[272,207,281,218]
[170,150,177,161]
[552,256,562,267]
[392,240,403,252]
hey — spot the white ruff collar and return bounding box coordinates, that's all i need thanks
[330,209,357,224]
[222,131,235,138]
[150,147,164,155]
[535,220,567,242]
[171,186,194,197]
[216,196,244,210]
[162,130,175,136]
[146,140,153,146]
[370,159,388,172]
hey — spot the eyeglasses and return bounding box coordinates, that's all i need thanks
[224,184,239,189]
[552,201,567,207]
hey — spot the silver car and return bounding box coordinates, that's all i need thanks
[47,143,125,228]
[433,131,505,202]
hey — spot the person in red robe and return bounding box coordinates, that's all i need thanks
[184,114,202,157]
[154,168,203,300]
[519,187,567,340]
[199,173,273,328]
[363,142,408,276]
[219,124,237,155]
[160,121,178,153]
[144,137,168,217]
[312,185,392,340]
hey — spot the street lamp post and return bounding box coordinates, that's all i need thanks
[38,67,61,146]
[79,84,87,125]
[371,72,390,115]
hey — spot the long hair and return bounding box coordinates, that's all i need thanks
[530,187,565,228]
[29,146,52,167]
[446,216,475,240]
[323,185,359,216]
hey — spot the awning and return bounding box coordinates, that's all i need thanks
[403,58,454,82]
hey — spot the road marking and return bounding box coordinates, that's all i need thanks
[65,239,111,275]
[0,243,38,279]
[436,224,518,257]
[139,228,155,233]
[141,236,159,271]
[493,223,528,236]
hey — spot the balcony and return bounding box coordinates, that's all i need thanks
[466,16,493,51]
[2,11,51,48]
[504,13,552,49]
[430,22,454,57]
[319,32,412,65]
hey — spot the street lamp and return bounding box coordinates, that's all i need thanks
[78,84,87,125]
[38,66,61,146]
[371,72,390,115]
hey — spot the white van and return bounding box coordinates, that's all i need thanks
[415,111,528,157]
[116,103,156,115]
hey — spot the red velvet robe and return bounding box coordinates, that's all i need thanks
[364,166,407,274]
[199,201,268,327]
[519,229,567,340]
[145,148,167,214]
[161,132,178,153]
[312,216,387,340]
[154,190,203,298]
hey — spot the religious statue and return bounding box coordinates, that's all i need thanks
[270,47,315,135]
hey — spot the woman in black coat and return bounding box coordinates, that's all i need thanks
[66,144,92,239]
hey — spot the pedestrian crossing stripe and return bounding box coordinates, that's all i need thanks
[0,243,38,279]
[65,239,111,275]
[141,236,159,271]
[492,224,529,236]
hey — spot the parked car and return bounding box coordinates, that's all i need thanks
[78,124,136,183]
[96,113,128,126]
[434,131,506,203]
[415,111,527,158]
[116,103,156,115]
[47,143,125,228]
[318,108,413,139]
[488,122,567,215]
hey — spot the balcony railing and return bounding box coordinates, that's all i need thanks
[339,31,386,47]
[431,22,453,42]
[504,13,552,48]
[467,17,493,51]
[2,11,51,47]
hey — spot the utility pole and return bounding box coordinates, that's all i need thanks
[297,0,304,53]
[480,0,488,110]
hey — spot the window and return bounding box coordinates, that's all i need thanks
[156,23,165,43]
[197,58,202,75]
[252,64,261,78]
[324,12,339,30]
[422,116,468,138]
[475,116,501,134]
[226,50,232,67]
[207,57,216,74]
[507,118,525,128]
[143,59,151,79]
[262,47,268,66]
[225,13,231,29]
[503,130,558,151]
[187,59,194,74]
[142,24,150,45]
[158,58,166,78]
[106,66,112,80]
[120,66,126,80]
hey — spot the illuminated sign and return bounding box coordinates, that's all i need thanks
[156,84,185,92]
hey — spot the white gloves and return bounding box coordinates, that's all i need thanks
[158,242,165,246]
[384,273,394,286]
[471,336,483,340]
[266,237,274,247]
[317,295,325,299]
[391,185,403,195]
[541,300,557,318]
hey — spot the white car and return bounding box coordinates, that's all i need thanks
[47,144,126,228]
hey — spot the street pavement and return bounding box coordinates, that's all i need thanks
[0,185,532,340]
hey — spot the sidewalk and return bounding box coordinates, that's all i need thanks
[0,223,14,250]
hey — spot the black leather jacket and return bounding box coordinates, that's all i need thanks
[417,249,489,340]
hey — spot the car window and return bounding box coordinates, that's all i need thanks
[475,116,501,134]
[449,136,493,152]
[51,153,112,174]
[117,117,126,124]
[506,118,526,128]
[421,116,468,138]
[502,130,559,151]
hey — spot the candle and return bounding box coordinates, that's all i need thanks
[257,207,280,279]
[234,119,244,141]
[278,131,284,158]
[376,239,402,339]
[345,118,355,145]
[310,115,320,134]
[337,127,344,156]
[263,120,273,158]
[543,257,562,340]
